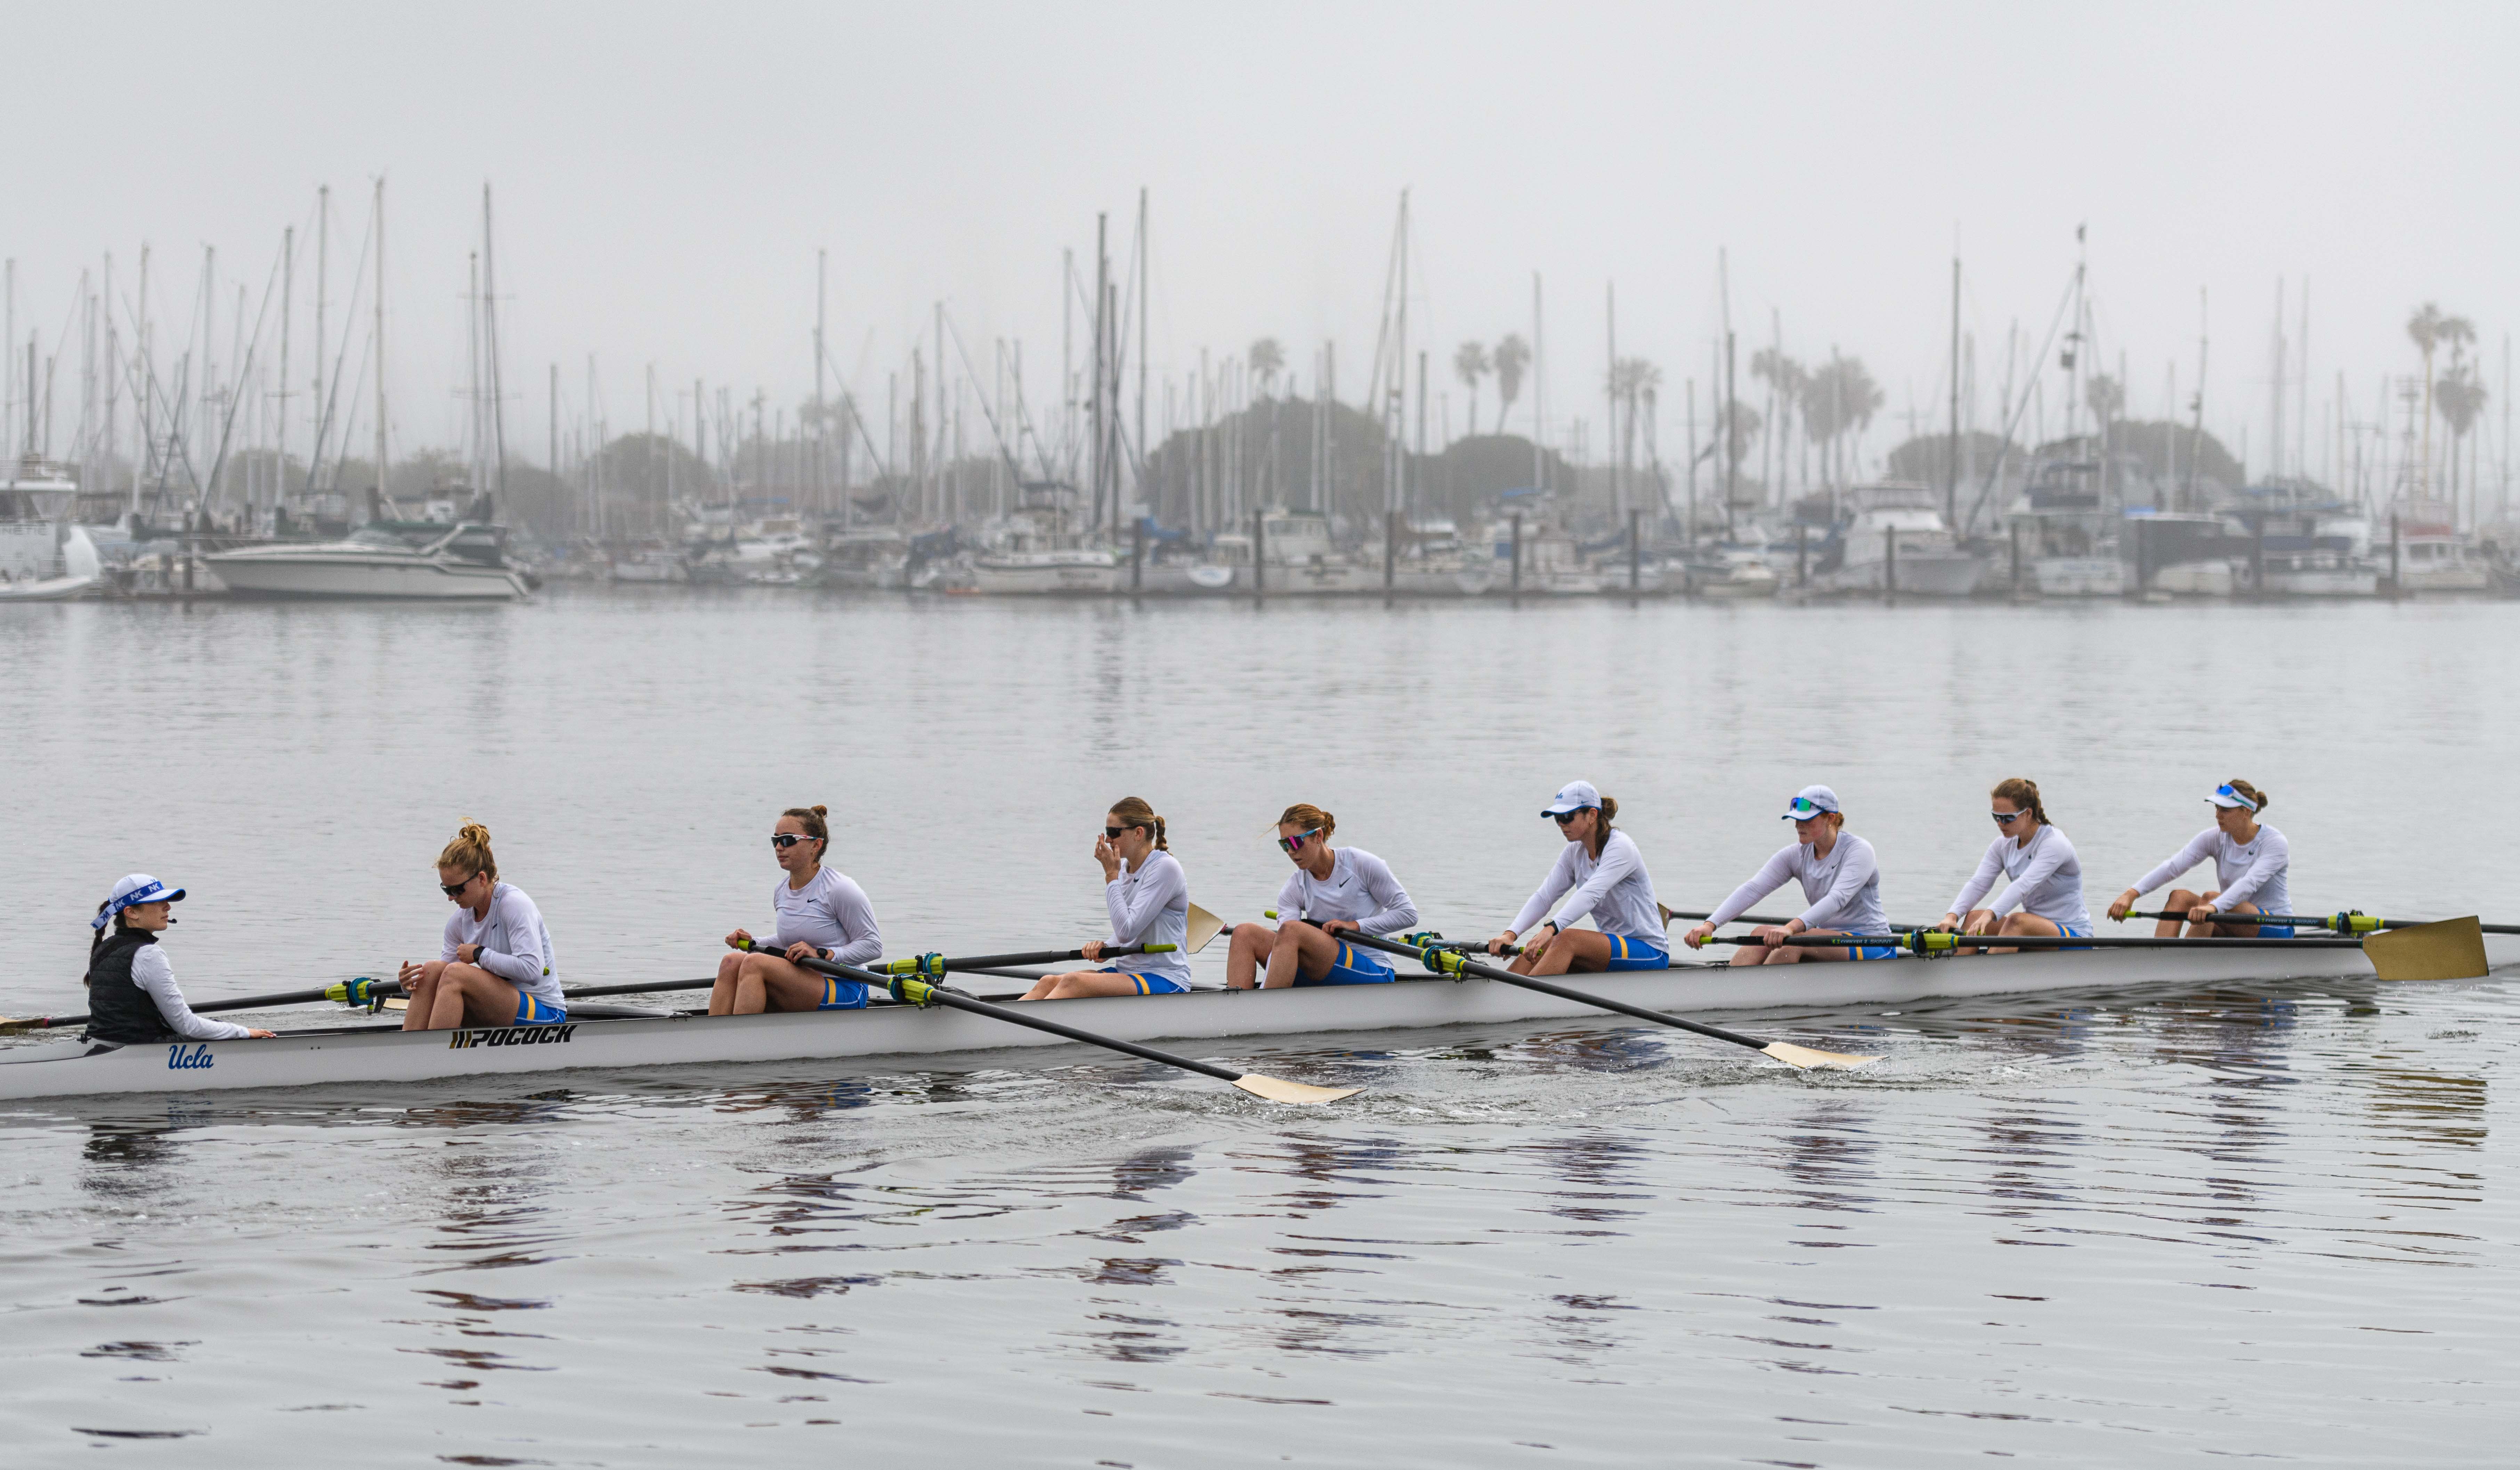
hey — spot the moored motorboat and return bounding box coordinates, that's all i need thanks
[208,522,530,600]
[3,934,2505,1102]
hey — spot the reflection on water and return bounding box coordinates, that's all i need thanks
[5,595,2517,1461]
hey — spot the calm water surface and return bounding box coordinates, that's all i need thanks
[1,590,2511,1465]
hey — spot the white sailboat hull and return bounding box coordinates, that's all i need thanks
[209,546,529,600]
[2033,556,2126,596]
[968,556,1121,594]
[9,937,2501,1102]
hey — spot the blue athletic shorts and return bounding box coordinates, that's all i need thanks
[514,992,569,1026]
[2053,921,2094,953]
[1845,939,1902,960]
[817,976,869,1010]
[1601,935,1670,971]
[1295,940,1396,987]
[1097,967,1190,995]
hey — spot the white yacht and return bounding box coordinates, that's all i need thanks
[819,528,911,590]
[1680,545,1781,599]
[1,459,92,598]
[969,486,1120,594]
[206,521,531,599]
[1809,483,1983,596]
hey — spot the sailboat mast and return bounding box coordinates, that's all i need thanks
[372,176,388,501]
[1532,272,1544,493]
[1947,254,1961,527]
[483,185,506,498]
[276,225,292,513]
[1605,281,1619,519]
[815,248,827,521]
[313,185,327,497]
[1136,188,1148,502]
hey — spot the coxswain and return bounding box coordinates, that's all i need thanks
[1682,785,1895,965]
[1937,777,2093,953]
[399,822,566,1030]
[2105,779,2292,937]
[715,805,884,1014]
[1023,797,1195,998]
[1489,781,1668,976]
[81,874,275,1044]
[1225,803,1420,989]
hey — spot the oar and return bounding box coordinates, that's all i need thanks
[1726,923,2489,981]
[738,940,1358,1104]
[0,975,404,1034]
[1337,930,1880,1071]
[867,942,1174,978]
[2126,909,2520,937]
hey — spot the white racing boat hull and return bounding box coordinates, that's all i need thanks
[3,937,2507,1102]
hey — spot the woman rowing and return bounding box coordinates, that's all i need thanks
[81,874,275,1044]
[399,822,566,1031]
[1937,777,2092,953]
[1024,797,1194,998]
[1681,785,1894,965]
[1489,781,1668,976]
[2105,779,2292,937]
[1226,803,1420,989]
[714,805,883,1014]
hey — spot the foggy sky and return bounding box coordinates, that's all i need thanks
[11,1,2514,475]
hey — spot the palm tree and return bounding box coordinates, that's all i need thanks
[1491,335,1530,433]
[1800,355,1883,488]
[1453,341,1491,435]
[1749,349,1805,498]
[2408,304,2446,491]
[2435,363,2488,502]
[1248,338,1286,397]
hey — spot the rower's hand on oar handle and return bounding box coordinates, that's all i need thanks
[1080,939,1108,962]
[1935,913,1961,933]
[1750,924,1792,948]
[725,927,755,952]
[1488,929,1522,958]
[2106,890,2140,922]
[1681,921,1717,951]
[784,941,824,963]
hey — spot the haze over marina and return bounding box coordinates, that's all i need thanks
[4,7,2515,1466]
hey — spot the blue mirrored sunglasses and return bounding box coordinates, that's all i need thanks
[2214,784,2258,811]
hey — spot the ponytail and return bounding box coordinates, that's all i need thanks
[1110,796,1168,851]
[438,820,498,882]
[85,900,114,978]
[1590,796,1619,857]
[1991,777,2048,825]
[781,804,831,855]
[1275,803,1336,842]
[2225,778,2269,814]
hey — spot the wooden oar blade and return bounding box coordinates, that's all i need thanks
[0,1015,50,1034]
[1185,902,1225,955]
[2365,916,2490,981]
[1231,1072,1362,1104]
[1759,1040,1882,1070]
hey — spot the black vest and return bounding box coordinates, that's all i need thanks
[85,929,175,1045]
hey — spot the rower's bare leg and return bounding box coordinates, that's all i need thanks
[1955,908,2003,956]
[1987,912,2063,956]
[1515,928,1613,976]
[400,960,449,1030]
[1263,924,1338,989]
[1727,941,1772,967]
[735,955,829,1013]
[708,953,748,1015]
[1224,922,1273,990]
[1023,970,1094,1000]
[426,962,517,1029]
[2159,889,2207,938]
[1041,971,1162,999]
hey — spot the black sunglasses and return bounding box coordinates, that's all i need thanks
[771,833,819,849]
[440,874,480,897]
[1550,811,1585,826]
[1104,824,1144,840]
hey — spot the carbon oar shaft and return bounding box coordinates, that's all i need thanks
[2127,910,2520,937]
[1723,932,2366,952]
[1338,930,1874,1069]
[872,942,1170,977]
[742,941,1355,1103]
[0,977,405,1033]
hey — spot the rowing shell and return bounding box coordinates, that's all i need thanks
[3,938,2511,1102]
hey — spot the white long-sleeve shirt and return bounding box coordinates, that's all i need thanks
[1950,825,2091,929]
[1709,834,1890,934]
[442,881,564,1008]
[129,945,253,1041]
[1276,847,1419,934]
[2131,825,2292,916]
[1105,849,1192,987]
[768,867,883,965]
[1510,829,1664,943]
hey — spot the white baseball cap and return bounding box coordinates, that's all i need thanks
[94,873,187,931]
[1780,785,1842,820]
[1541,780,1601,816]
